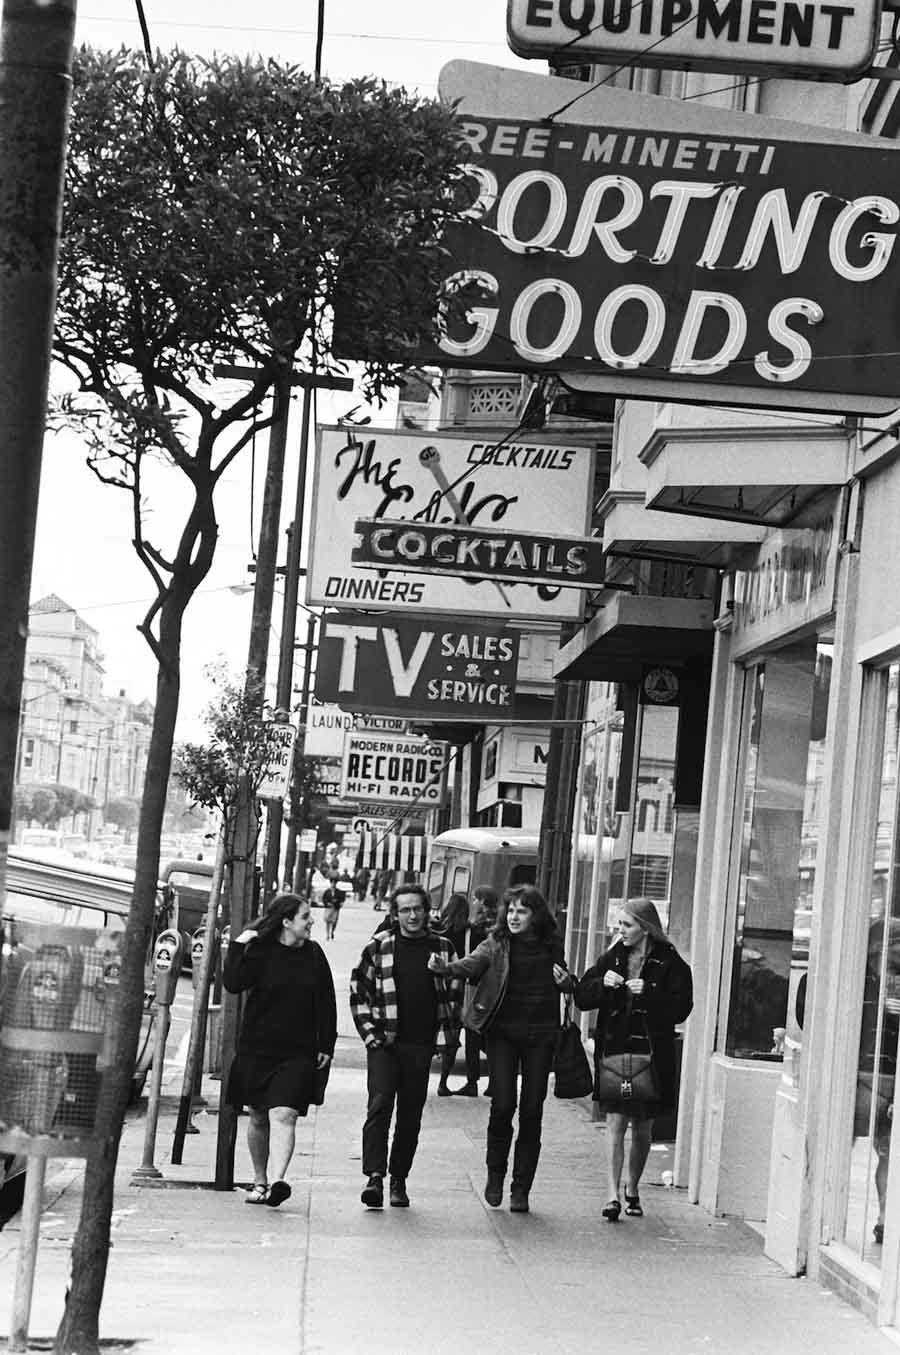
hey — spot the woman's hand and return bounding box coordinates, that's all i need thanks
[427,953,450,975]
[625,978,645,996]
[552,963,570,988]
[235,928,258,944]
[604,970,625,989]
[316,1052,332,1069]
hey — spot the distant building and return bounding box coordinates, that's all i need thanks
[17,595,153,825]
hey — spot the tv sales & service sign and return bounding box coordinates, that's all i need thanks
[435,62,900,415]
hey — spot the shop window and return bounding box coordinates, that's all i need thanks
[842,663,900,1268]
[725,642,831,1060]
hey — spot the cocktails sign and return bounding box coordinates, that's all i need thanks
[434,61,900,415]
[306,424,593,620]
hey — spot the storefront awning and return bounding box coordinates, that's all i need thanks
[600,488,765,569]
[361,831,429,875]
[552,592,714,682]
[639,423,850,527]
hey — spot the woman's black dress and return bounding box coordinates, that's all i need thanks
[574,937,693,1116]
[223,938,337,1114]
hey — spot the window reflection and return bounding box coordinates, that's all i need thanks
[844,663,900,1268]
[726,642,831,1060]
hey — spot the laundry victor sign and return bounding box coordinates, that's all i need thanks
[352,519,605,590]
[507,0,880,80]
[433,61,900,416]
[314,611,521,718]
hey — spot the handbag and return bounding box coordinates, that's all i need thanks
[594,1050,659,1105]
[553,997,594,1099]
[311,1058,331,1106]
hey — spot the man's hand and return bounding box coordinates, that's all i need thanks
[316,1052,332,1069]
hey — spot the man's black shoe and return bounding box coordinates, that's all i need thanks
[361,1174,384,1208]
[509,1184,530,1213]
[484,1171,504,1207]
[389,1176,410,1207]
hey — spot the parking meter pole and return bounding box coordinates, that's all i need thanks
[133,929,183,1182]
[172,835,225,1164]
[8,1154,47,1352]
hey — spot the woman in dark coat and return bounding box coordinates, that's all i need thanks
[575,897,692,1222]
[224,892,337,1208]
[435,893,471,1096]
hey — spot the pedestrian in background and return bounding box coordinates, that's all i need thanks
[574,897,692,1223]
[322,877,344,940]
[224,893,337,1208]
[350,883,461,1210]
[429,884,572,1214]
[434,892,469,1096]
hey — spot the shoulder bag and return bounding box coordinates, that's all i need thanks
[553,995,594,1099]
[594,1006,660,1107]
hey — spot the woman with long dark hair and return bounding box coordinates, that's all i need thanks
[574,897,692,1223]
[428,884,572,1213]
[224,892,336,1207]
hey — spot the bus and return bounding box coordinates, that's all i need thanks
[1,849,165,1219]
[426,828,541,923]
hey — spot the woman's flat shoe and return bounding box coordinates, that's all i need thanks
[874,1222,885,1244]
[624,1192,643,1217]
[245,1183,269,1204]
[436,1083,453,1097]
[602,1199,622,1222]
[265,1180,292,1208]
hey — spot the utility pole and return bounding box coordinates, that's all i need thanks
[0,0,76,912]
[213,363,349,1190]
[262,371,350,902]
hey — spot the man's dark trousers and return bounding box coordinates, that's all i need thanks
[362,1042,433,1180]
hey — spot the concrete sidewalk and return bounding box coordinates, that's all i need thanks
[1,1042,898,1355]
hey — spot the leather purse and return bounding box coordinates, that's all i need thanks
[594,1050,659,1105]
[553,998,594,1099]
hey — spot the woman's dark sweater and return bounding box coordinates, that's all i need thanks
[493,934,562,1040]
[223,939,337,1061]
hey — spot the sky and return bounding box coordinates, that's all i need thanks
[30,2,536,740]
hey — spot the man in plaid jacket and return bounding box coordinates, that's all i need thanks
[350,883,461,1209]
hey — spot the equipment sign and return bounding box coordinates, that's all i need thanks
[507,0,880,81]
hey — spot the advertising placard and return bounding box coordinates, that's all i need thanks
[433,61,900,416]
[352,518,606,590]
[256,723,297,801]
[314,611,521,718]
[306,425,593,620]
[341,734,449,806]
[304,702,356,759]
[506,0,880,81]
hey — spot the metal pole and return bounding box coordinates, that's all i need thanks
[263,387,311,900]
[132,997,173,1182]
[9,1154,47,1352]
[171,832,225,1162]
[0,0,76,906]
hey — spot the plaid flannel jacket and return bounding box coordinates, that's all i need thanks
[349,928,462,1051]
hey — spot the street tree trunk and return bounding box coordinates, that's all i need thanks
[54,593,186,1354]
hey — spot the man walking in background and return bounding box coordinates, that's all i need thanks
[349,884,461,1209]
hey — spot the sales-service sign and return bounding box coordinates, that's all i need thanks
[341,734,449,806]
[306,425,593,620]
[433,61,900,416]
[507,0,880,81]
[314,611,521,718]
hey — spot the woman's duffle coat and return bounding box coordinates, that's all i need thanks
[574,937,693,1112]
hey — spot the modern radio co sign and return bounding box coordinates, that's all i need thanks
[507,0,881,80]
[434,61,900,415]
[341,733,448,807]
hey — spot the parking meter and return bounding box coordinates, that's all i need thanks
[152,929,184,1007]
[190,927,207,988]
